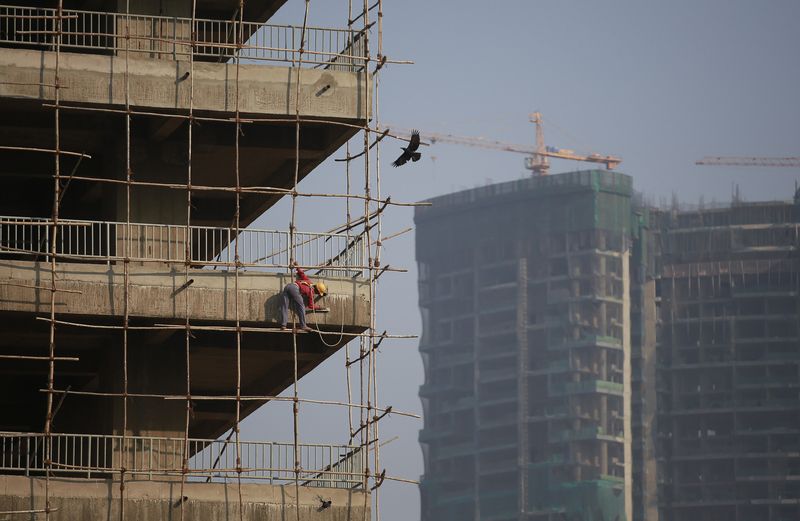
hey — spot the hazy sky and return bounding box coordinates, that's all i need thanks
[242,2,800,519]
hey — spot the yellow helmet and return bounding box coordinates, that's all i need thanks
[315,282,327,296]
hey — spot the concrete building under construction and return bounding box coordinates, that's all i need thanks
[415,170,800,521]
[0,1,402,519]
[654,200,800,521]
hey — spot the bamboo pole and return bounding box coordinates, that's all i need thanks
[2,1,417,513]
[177,3,197,520]
[42,3,64,519]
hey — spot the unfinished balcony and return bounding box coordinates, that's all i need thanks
[0,215,370,439]
[0,431,369,520]
[0,3,370,226]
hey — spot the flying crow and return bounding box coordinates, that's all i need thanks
[392,130,421,167]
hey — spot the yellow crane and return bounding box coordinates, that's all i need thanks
[385,112,622,176]
[696,156,800,168]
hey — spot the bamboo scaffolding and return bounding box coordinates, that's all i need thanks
[0,81,65,88]
[0,354,79,361]
[177,2,195,519]
[289,3,310,518]
[42,3,64,519]
[2,0,412,516]
[9,172,429,206]
[372,3,386,516]
[33,317,418,338]
[343,0,357,449]
[1,245,409,272]
[38,103,417,142]
[44,460,366,479]
[0,145,90,158]
[24,458,415,485]
[231,2,246,518]
[0,282,82,294]
[358,0,376,514]
[37,388,419,418]
[118,5,133,520]
[11,29,406,66]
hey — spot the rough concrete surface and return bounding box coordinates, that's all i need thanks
[0,48,368,118]
[0,475,369,521]
[0,260,370,328]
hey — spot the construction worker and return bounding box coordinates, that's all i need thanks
[280,262,327,331]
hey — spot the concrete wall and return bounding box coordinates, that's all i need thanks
[0,475,370,521]
[0,48,368,119]
[0,260,370,328]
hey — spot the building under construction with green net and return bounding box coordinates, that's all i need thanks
[415,170,800,521]
[416,170,640,521]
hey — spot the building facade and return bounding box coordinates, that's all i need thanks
[0,1,385,519]
[416,171,637,521]
[416,171,800,521]
[655,201,800,521]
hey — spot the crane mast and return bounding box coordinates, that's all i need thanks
[528,112,549,175]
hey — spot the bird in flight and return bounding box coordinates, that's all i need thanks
[392,130,422,167]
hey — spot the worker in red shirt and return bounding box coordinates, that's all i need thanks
[280,263,327,331]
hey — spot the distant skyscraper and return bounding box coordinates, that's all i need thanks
[654,201,800,521]
[416,170,638,521]
[416,171,800,521]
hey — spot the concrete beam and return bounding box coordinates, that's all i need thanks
[0,260,370,329]
[0,475,369,521]
[0,48,369,120]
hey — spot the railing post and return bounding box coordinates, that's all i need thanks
[149,437,153,480]
[44,221,50,263]
[105,222,111,265]
[24,435,30,477]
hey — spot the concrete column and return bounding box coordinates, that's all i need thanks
[114,177,189,265]
[107,335,187,478]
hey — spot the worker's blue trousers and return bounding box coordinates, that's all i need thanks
[280,283,307,328]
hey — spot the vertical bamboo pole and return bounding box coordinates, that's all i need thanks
[360,1,375,518]
[120,1,133,517]
[178,2,198,520]
[290,3,311,519]
[43,2,64,519]
[233,1,246,519]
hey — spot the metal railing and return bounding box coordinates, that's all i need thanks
[0,431,364,488]
[0,216,365,276]
[0,4,366,70]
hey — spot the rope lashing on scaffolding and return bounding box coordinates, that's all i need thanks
[373,264,391,281]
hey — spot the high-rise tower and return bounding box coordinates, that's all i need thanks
[416,170,638,521]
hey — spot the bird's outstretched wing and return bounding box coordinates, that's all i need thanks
[407,130,420,152]
[392,130,421,167]
[392,151,410,167]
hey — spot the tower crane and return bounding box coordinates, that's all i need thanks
[696,156,800,168]
[385,112,622,176]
